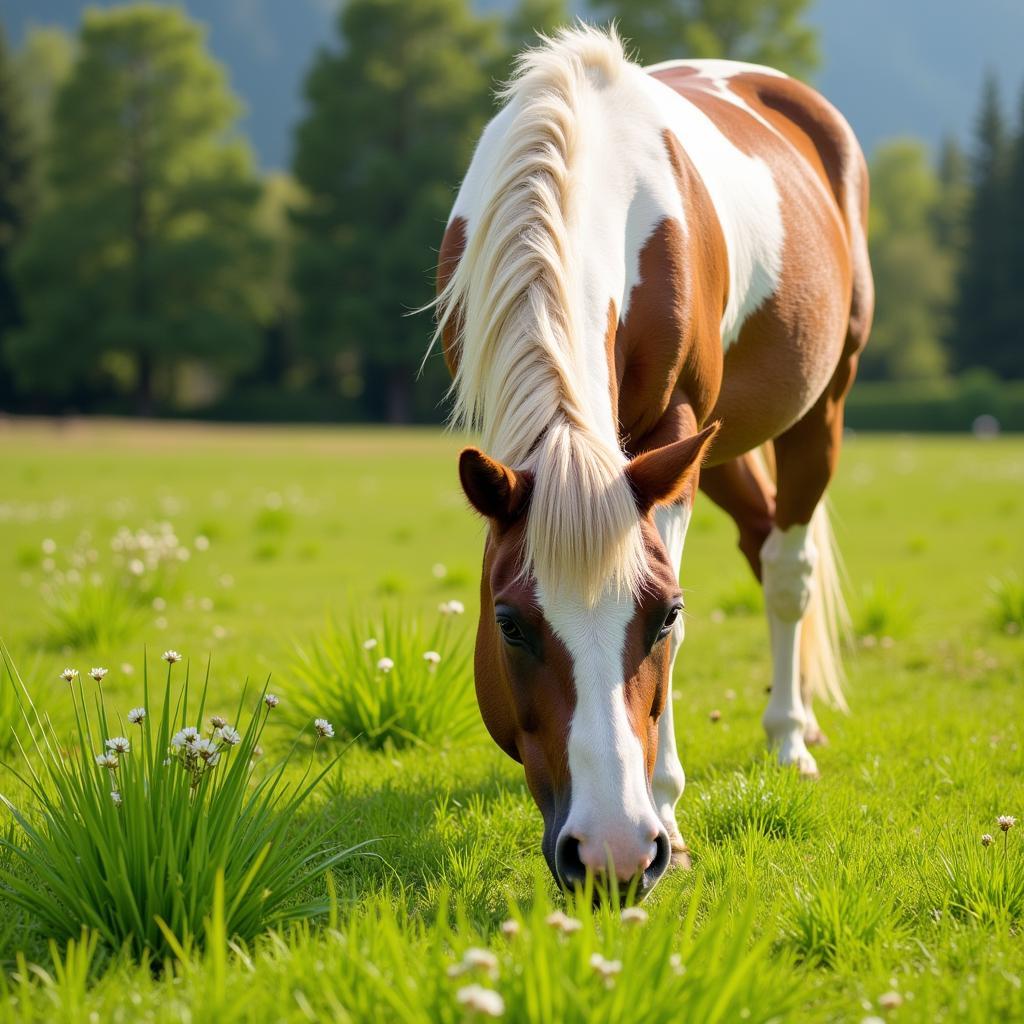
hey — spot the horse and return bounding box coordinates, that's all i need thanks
[431,25,873,898]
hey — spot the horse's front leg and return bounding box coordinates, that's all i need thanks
[651,502,693,868]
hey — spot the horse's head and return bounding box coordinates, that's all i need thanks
[459,423,717,898]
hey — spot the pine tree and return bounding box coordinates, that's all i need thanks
[0,24,35,405]
[8,6,269,413]
[292,0,501,422]
[950,74,1012,374]
[1000,83,1024,376]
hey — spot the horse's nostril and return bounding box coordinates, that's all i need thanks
[644,831,671,886]
[555,834,587,890]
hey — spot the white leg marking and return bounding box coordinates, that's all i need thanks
[760,522,819,776]
[651,503,691,854]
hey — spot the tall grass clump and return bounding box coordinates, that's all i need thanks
[987,573,1024,636]
[694,760,821,843]
[0,648,358,960]
[289,605,477,749]
[853,581,913,641]
[925,818,1024,926]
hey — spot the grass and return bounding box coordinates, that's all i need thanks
[0,422,1022,1020]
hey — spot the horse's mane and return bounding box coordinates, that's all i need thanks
[432,25,646,604]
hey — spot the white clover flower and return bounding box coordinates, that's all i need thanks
[998,815,1017,832]
[105,736,130,755]
[589,953,622,979]
[194,738,220,763]
[314,718,334,739]
[219,725,241,746]
[423,651,441,666]
[210,714,228,729]
[377,657,395,674]
[89,667,108,682]
[878,992,903,1010]
[264,693,280,709]
[462,948,499,976]
[447,599,465,615]
[171,726,200,748]
[60,667,79,683]
[362,638,378,651]
[127,707,146,725]
[95,752,118,769]
[162,650,182,664]
[621,907,649,926]
[500,919,520,937]
[455,985,505,1018]
[545,911,582,934]
[110,791,123,807]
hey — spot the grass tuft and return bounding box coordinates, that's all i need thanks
[289,608,477,749]
[0,648,358,960]
[987,573,1024,636]
[853,581,913,640]
[694,761,821,843]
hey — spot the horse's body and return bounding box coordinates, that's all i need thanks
[434,28,872,896]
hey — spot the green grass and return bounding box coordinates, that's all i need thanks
[0,422,1023,1021]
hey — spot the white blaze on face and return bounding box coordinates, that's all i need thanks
[538,582,664,877]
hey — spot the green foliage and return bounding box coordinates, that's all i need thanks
[0,650,354,960]
[43,577,143,651]
[291,0,502,421]
[289,608,477,749]
[712,576,763,617]
[590,0,819,76]
[6,5,269,411]
[863,140,953,381]
[852,581,913,640]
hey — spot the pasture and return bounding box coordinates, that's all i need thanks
[0,419,1022,1021]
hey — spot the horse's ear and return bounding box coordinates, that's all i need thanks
[459,447,533,525]
[626,421,720,514]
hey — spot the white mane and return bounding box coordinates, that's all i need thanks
[432,25,646,604]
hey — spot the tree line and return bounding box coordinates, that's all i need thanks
[0,1,1018,422]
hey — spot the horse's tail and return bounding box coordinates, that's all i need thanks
[756,442,849,712]
[801,501,850,712]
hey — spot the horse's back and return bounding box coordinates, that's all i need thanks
[647,61,872,461]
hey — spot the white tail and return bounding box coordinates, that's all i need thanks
[800,501,850,712]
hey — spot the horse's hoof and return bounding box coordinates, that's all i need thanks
[776,740,819,779]
[804,727,829,748]
[668,835,692,870]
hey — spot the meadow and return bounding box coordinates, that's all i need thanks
[0,418,1022,1022]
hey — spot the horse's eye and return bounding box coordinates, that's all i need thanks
[497,615,526,646]
[658,603,682,640]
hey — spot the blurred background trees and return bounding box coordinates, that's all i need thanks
[0,0,1022,422]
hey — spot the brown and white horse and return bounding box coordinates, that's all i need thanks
[432,26,872,897]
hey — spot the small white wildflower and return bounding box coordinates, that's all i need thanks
[219,725,241,746]
[194,535,210,551]
[878,992,903,1010]
[447,599,465,615]
[199,596,213,612]
[154,616,168,630]
[377,657,395,674]
[127,707,146,725]
[431,562,447,579]
[60,667,78,683]
[194,738,220,764]
[105,736,130,755]
[129,558,145,576]
[463,948,499,974]
[455,985,505,1018]
[41,538,57,555]
[210,714,228,729]
[152,596,167,612]
[621,907,649,926]
[95,752,118,769]
[589,953,622,980]
[264,693,280,709]
[314,718,334,739]
[981,833,994,847]
[545,911,582,934]
[362,638,378,651]
[500,919,520,937]
[423,651,441,666]
[121,662,135,675]
[89,667,108,682]
[998,815,1017,832]
[171,726,200,748]
[162,650,182,664]
[110,791,122,807]
[252,745,264,759]
[669,953,684,975]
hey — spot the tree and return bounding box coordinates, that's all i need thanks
[589,0,819,77]
[1000,84,1024,377]
[292,0,502,422]
[863,141,952,381]
[505,0,570,53]
[7,6,268,413]
[950,74,1012,375]
[0,24,36,406]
